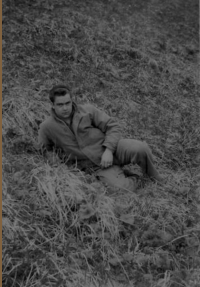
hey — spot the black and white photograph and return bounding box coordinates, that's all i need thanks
[2,0,200,286]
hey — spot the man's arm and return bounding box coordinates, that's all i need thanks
[38,124,61,166]
[88,105,122,168]
[88,105,122,153]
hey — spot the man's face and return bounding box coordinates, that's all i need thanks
[52,94,73,120]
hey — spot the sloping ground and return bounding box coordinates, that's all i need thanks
[2,0,200,286]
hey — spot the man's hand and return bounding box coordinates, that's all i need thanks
[100,148,113,169]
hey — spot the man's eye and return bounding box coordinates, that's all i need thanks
[57,103,70,106]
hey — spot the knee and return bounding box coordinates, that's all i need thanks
[117,139,150,154]
[116,139,151,164]
[141,141,150,152]
[135,141,150,156]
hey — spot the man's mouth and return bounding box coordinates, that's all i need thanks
[63,112,70,116]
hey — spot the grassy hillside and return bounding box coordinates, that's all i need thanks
[2,0,200,286]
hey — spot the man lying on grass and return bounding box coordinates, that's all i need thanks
[38,84,165,192]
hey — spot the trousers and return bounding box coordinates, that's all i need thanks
[95,139,161,192]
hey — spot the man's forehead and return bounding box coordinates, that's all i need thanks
[54,94,71,104]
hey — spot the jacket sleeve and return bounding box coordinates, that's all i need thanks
[89,105,122,153]
[38,123,54,154]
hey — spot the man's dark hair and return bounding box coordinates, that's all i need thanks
[49,85,71,103]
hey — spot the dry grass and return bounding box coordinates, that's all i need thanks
[2,0,200,286]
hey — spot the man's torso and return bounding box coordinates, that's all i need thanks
[39,103,107,166]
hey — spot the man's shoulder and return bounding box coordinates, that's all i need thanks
[77,103,98,113]
[39,116,55,130]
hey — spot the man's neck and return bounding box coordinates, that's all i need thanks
[63,117,71,125]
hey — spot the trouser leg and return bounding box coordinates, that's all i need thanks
[115,139,161,180]
[96,165,138,192]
